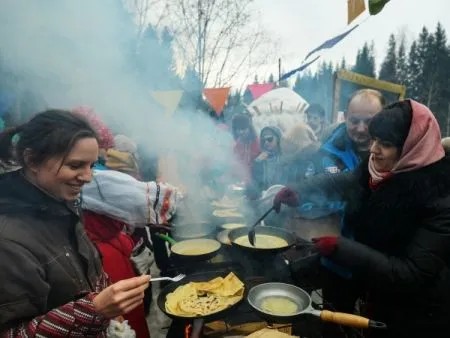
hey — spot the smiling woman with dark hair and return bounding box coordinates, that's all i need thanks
[274,100,450,337]
[0,110,150,337]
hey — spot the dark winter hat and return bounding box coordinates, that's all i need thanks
[232,114,252,129]
[368,100,412,148]
[231,113,256,141]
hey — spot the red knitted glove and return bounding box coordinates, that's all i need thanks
[312,236,338,256]
[273,188,300,213]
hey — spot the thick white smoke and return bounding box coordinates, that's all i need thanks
[0,0,242,219]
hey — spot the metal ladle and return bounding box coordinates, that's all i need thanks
[248,206,275,246]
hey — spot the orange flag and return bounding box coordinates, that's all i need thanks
[203,87,231,116]
[348,0,366,24]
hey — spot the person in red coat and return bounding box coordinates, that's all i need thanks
[231,114,260,183]
[83,211,151,338]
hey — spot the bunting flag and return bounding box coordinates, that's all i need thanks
[203,87,231,116]
[247,83,275,100]
[281,24,360,81]
[369,0,390,15]
[150,90,184,117]
[280,56,321,81]
[348,0,366,24]
[304,24,360,61]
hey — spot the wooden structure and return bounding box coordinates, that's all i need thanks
[332,69,407,122]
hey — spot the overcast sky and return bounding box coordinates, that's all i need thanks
[248,0,449,84]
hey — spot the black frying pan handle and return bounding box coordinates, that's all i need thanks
[293,236,316,250]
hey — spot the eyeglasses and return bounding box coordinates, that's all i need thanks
[263,137,274,143]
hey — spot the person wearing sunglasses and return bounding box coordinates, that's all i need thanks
[250,126,284,195]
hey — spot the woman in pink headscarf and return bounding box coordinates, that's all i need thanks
[274,100,450,338]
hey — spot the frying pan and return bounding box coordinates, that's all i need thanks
[156,233,221,262]
[247,283,387,329]
[228,226,296,255]
[217,229,232,245]
[157,270,246,322]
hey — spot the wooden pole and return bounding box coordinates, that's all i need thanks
[278,58,282,82]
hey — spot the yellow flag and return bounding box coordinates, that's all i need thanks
[348,0,366,24]
[150,90,184,117]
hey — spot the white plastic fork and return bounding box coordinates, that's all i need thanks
[150,274,186,283]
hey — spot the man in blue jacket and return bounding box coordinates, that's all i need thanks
[320,89,385,174]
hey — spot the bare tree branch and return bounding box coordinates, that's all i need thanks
[153,0,276,87]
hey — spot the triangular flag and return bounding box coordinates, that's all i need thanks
[304,25,359,61]
[369,0,390,15]
[348,0,366,24]
[203,87,231,116]
[247,83,275,100]
[151,90,184,117]
[280,56,321,81]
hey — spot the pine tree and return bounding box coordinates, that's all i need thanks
[340,57,348,70]
[427,23,450,129]
[379,34,397,83]
[243,87,253,104]
[268,73,275,83]
[253,75,259,84]
[353,42,376,77]
[138,25,181,91]
[396,37,408,85]
[407,41,421,98]
[292,74,302,94]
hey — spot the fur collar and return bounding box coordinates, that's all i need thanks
[280,143,320,166]
[356,155,450,208]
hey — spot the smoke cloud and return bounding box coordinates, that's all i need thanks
[0,0,242,213]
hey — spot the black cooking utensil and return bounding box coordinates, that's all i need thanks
[248,206,275,246]
[157,270,246,322]
[229,226,296,256]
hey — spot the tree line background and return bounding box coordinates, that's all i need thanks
[1,0,450,135]
[230,23,450,134]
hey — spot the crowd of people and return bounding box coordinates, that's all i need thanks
[0,87,450,338]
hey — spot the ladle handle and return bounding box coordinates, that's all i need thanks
[320,310,386,329]
[155,233,177,245]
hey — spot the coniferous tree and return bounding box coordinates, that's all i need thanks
[353,42,376,77]
[379,34,397,83]
[396,37,408,85]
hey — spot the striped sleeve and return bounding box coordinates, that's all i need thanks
[1,293,109,338]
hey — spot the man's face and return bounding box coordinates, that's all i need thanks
[346,96,383,151]
[307,113,322,130]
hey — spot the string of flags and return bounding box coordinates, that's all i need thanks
[281,0,391,81]
[150,88,232,117]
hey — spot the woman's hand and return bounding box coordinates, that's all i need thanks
[255,152,269,162]
[93,275,150,318]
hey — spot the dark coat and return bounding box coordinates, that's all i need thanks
[298,156,450,337]
[0,171,105,331]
